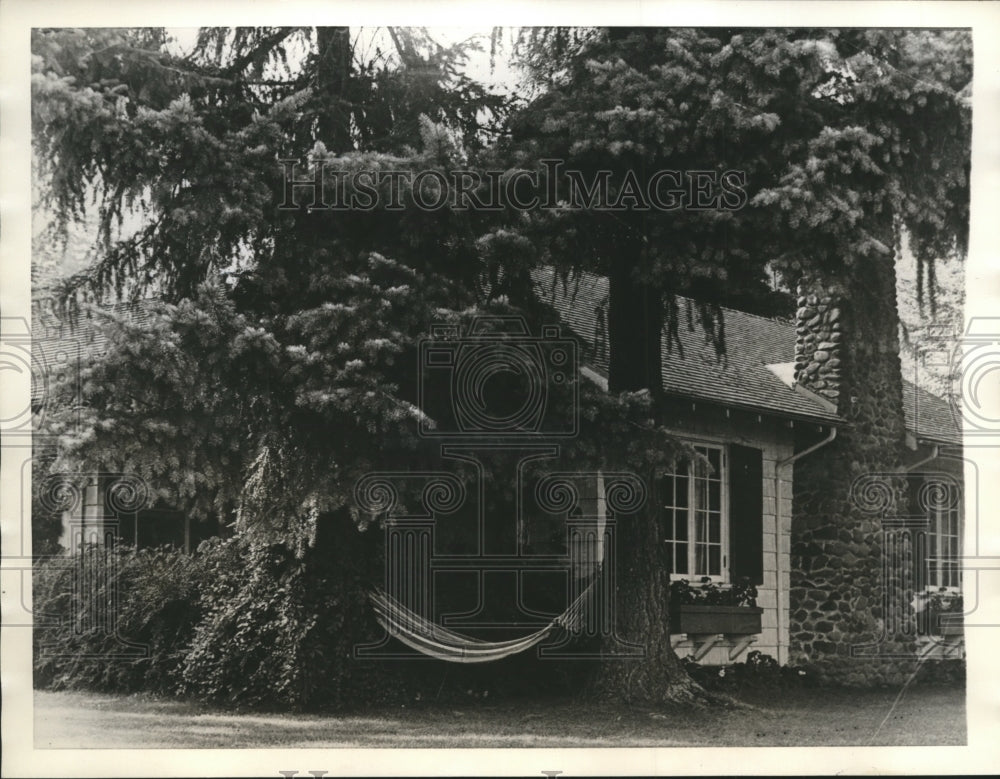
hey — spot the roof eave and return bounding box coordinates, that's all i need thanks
[909,430,963,448]
[581,364,842,426]
[658,392,843,427]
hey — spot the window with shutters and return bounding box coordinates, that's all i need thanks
[661,444,727,580]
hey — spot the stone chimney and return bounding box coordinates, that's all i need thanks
[793,280,843,404]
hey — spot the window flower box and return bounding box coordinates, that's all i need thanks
[915,588,964,637]
[668,576,762,635]
[670,604,763,635]
[936,621,963,637]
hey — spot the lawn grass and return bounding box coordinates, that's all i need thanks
[34,684,965,748]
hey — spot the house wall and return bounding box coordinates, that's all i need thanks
[58,476,110,552]
[57,473,198,553]
[656,401,800,665]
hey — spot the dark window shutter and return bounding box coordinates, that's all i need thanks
[906,473,929,600]
[728,444,764,585]
[907,469,927,576]
[906,474,926,520]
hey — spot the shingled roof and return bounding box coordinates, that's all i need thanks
[30,299,157,411]
[532,266,961,444]
[902,379,962,445]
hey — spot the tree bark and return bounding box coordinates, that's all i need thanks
[607,255,664,397]
[315,27,353,154]
[592,247,711,704]
[590,485,716,704]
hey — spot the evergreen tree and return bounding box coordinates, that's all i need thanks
[32,26,509,705]
[32,26,970,704]
[498,27,970,697]
[32,26,684,705]
[32,27,491,540]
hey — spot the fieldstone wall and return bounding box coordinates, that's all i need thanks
[793,282,842,403]
[789,264,917,686]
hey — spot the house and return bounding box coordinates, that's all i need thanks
[31,268,965,667]
[531,266,965,666]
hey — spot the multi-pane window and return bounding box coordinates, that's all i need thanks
[661,445,726,579]
[927,482,961,589]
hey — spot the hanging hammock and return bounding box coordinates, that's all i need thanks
[369,578,597,664]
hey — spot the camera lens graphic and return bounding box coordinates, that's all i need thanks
[452,343,546,432]
[957,342,1000,431]
[0,342,43,428]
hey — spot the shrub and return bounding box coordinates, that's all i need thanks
[913,658,965,686]
[178,521,401,710]
[681,651,814,693]
[33,531,395,708]
[670,576,758,608]
[33,523,602,708]
[33,543,208,694]
[914,588,964,635]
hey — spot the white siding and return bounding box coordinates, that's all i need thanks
[660,411,797,665]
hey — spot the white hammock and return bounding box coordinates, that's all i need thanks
[369,579,596,663]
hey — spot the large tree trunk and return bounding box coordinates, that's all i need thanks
[590,482,715,704]
[315,27,353,153]
[607,255,664,397]
[264,26,355,310]
[592,248,711,704]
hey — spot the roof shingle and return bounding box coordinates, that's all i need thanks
[532,266,961,444]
